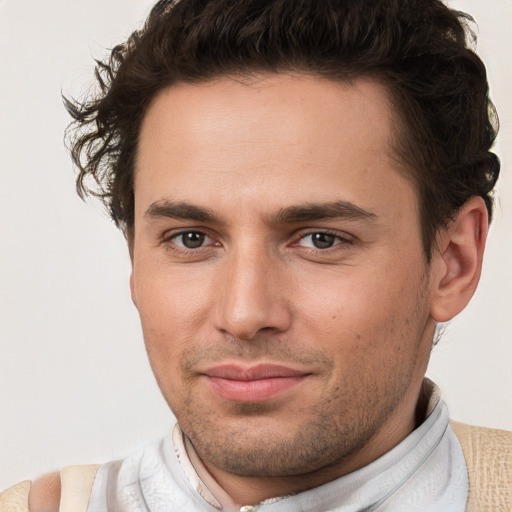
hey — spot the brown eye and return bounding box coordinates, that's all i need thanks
[173,231,208,249]
[298,232,340,249]
[311,233,336,249]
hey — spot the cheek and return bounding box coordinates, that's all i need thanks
[293,257,428,351]
[133,267,213,360]
[135,258,212,318]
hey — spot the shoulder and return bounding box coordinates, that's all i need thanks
[0,472,60,512]
[451,420,512,512]
[28,472,61,512]
[0,465,99,512]
[0,480,32,512]
[451,420,512,463]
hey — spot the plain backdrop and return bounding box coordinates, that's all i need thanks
[0,0,511,489]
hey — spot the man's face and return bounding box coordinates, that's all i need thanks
[131,75,436,480]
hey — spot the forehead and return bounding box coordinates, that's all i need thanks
[134,74,416,222]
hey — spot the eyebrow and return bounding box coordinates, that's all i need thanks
[145,200,222,224]
[145,199,377,225]
[273,201,377,224]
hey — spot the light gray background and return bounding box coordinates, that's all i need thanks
[1,0,510,489]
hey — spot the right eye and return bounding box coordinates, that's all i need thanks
[170,231,214,249]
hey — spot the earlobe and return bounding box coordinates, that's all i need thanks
[430,197,489,322]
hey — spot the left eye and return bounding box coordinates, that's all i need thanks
[171,231,213,249]
[297,232,344,249]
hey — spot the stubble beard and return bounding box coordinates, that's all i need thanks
[165,337,420,479]
[147,270,432,479]
[181,389,397,478]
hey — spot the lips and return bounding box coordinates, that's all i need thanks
[203,364,310,403]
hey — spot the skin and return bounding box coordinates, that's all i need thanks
[27,74,487,511]
[125,74,487,506]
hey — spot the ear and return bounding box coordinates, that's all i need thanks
[130,271,138,309]
[430,196,489,322]
[126,227,138,308]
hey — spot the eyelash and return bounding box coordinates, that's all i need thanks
[293,230,354,251]
[161,228,354,256]
[161,230,218,254]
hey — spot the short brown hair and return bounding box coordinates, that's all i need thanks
[65,0,500,259]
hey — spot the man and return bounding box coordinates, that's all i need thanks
[1,0,510,510]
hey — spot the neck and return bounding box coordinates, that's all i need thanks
[185,380,428,506]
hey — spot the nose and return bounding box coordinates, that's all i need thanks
[213,245,292,340]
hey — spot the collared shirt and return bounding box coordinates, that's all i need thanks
[86,382,469,511]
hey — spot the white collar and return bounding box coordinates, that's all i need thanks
[171,378,457,512]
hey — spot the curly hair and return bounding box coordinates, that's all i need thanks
[65,0,500,259]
